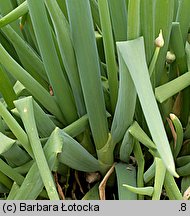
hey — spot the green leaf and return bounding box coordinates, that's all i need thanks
[1,24,49,89]
[119,129,134,163]
[13,160,33,175]
[181,176,190,196]
[111,47,136,145]
[13,127,63,200]
[176,156,190,167]
[164,171,183,200]
[133,141,145,200]
[144,161,156,184]
[175,0,190,45]
[58,129,108,174]
[32,100,57,137]
[155,72,190,103]
[0,100,32,157]
[155,0,174,85]
[0,1,28,28]
[0,170,13,190]
[2,143,31,167]
[0,132,15,154]
[98,0,119,113]
[90,0,101,30]
[117,37,178,177]
[176,162,190,176]
[7,182,20,200]
[45,0,86,117]
[152,157,166,200]
[140,0,155,65]
[115,163,137,200]
[0,64,17,109]
[0,0,22,37]
[108,0,128,41]
[82,183,100,200]
[0,158,24,185]
[127,0,140,40]
[170,113,183,158]
[14,96,60,200]
[66,0,109,161]
[123,185,154,197]
[169,22,189,125]
[27,0,77,124]
[129,121,156,150]
[0,43,63,122]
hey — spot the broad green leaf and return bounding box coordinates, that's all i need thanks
[14,96,60,200]
[0,64,16,109]
[0,44,63,122]
[115,163,137,200]
[0,0,22,36]
[63,114,89,138]
[119,129,134,163]
[0,170,13,190]
[108,0,128,41]
[0,1,28,28]
[129,121,156,150]
[98,0,119,113]
[111,48,136,145]
[82,183,100,200]
[0,158,24,185]
[175,0,190,45]
[7,182,20,200]
[13,127,63,200]
[66,0,109,163]
[56,0,68,20]
[0,30,19,63]
[58,129,108,174]
[13,81,31,97]
[127,0,140,40]
[176,156,190,167]
[0,132,15,154]
[186,42,190,71]
[0,183,9,193]
[27,0,77,124]
[111,0,140,146]
[152,157,166,200]
[32,100,57,137]
[181,176,190,197]
[155,72,190,103]
[45,0,86,117]
[1,24,49,89]
[140,0,155,65]
[176,162,190,176]
[117,37,178,177]
[2,143,31,167]
[0,100,32,157]
[13,160,34,175]
[164,171,183,200]
[90,0,101,30]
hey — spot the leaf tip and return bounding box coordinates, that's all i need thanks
[168,167,179,178]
